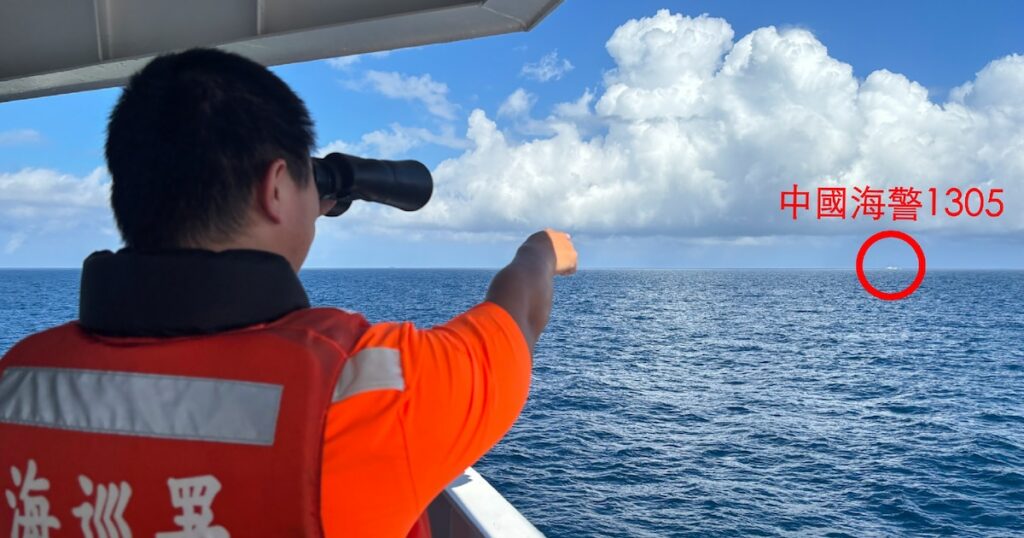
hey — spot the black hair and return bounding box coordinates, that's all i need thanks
[105,48,315,249]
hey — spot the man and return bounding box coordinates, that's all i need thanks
[0,48,576,536]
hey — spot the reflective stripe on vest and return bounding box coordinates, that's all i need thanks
[0,366,282,446]
[332,347,404,403]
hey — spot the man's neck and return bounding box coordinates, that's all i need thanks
[185,228,298,272]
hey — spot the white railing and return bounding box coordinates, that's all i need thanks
[427,467,545,537]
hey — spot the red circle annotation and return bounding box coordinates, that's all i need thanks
[855,230,926,301]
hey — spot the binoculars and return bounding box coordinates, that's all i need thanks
[312,152,433,217]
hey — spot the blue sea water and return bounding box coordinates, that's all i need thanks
[1,269,1022,537]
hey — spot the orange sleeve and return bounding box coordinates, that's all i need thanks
[398,301,532,499]
[320,301,532,537]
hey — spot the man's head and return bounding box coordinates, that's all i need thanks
[106,48,327,271]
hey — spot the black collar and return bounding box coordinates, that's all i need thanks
[79,248,310,337]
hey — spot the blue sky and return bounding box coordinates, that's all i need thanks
[0,0,1022,269]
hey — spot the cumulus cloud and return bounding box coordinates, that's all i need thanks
[0,167,114,253]
[552,89,595,120]
[950,53,1024,113]
[0,129,42,145]
[495,88,556,136]
[0,167,109,211]
[326,51,392,70]
[498,88,537,118]
[521,51,574,82]
[359,10,1022,239]
[4,231,26,254]
[317,124,467,159]
[347,71,458,120]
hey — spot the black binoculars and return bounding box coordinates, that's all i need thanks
[312,152,433,217]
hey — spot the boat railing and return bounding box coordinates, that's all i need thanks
[428,467,544,537]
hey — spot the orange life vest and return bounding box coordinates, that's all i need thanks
[0,306,369,536]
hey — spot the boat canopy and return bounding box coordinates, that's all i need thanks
[0,0,561,103]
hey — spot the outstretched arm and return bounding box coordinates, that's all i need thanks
[485,229,578,350]
[323,229,578,529]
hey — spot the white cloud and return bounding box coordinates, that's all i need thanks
[950,53,1024,113]
[521,51,574,82]
[327,56,361,70]
[361,10,1023,239]
[552,89,595,120]
[0,129,42,145]
[0,167,109,210]
[326,51,392,70]
[495,88,555,137]
[0,167,115,254]
[349,71,458,120]
[318,124,467,159]
[4,231,26,254]
[498,88,536,117]
[316,139,357,157]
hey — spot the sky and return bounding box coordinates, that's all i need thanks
[0,0,1022,269]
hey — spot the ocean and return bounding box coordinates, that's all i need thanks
[2,269,1022,537]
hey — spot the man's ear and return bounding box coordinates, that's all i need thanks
[256,159,289,224]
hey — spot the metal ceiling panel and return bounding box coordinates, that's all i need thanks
[0,0,562,103]
[0,0,101,81]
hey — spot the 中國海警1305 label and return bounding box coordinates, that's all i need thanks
[779,184,1004,221]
